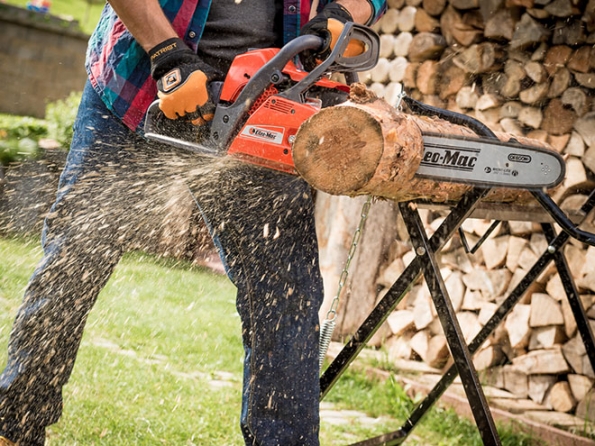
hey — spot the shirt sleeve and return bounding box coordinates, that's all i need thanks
[317,0,388,26]
[367,0,387,25]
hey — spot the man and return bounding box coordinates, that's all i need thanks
[0,0,385,444]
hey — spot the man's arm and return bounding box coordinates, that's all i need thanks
[107,0,220,124]
[336,0,372,25]
[107,0,177,51]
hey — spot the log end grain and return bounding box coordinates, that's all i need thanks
[293,106,385,195]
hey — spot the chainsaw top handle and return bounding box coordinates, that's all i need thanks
[281,22,380,102]
[209,22,380,152]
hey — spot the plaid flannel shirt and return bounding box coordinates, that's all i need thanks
[86,0,386,132]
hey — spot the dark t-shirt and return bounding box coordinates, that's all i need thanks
[196,0,284,73]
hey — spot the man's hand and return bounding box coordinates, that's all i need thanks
[149,38,222,125]
[299,2,366,71]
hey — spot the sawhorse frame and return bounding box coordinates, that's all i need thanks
[319,186,595,446]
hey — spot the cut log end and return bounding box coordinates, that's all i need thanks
[293,106,385,195]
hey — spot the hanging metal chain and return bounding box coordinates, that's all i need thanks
[319,195,374,372]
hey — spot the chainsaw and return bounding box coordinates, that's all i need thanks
[144,23,565,190]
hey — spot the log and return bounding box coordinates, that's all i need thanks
[437,60,468,99]
[518,106,543,129]
[393,32,413,57]
[512,348,570,374]
[519,82,549,105]
[416,60,439,95]
[510,13,551,49]
[544,45,573,75]
[548,381,576,413]
[541,98,577,135]
[426,334,449,368]
[561,88,588,116]
[474,344,505,371]
[398,6,418,33]
[545,0,576,17]
[567,374,594,402]
[552,17,587,46]
[575,72,595,89]
[410,329,430,361]
[528,326,567,350]
[379,8,400,34]
[529,293,564,327]
[482,235,509,270]
[503,364,529,397]
[575,112,595,147]
[524,61,547,83]
[567,46,592,73]
[442,6,483,47]
[407,32,447,62]
[422,0,447,16]
[415,8,441,32]
[528,374,557,404]
[453,42,504,74]
[450,0,480,9]
[387,309,415,335]
[293,84,555,204]
[506,236,528,271]
[562,335,587,373]
[547,67,571,98]
[504,304,532,349]
[456,86,479,109]
[484,9,516,41]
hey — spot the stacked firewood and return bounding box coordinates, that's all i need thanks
[358,0,595,430]
[377,212,595,426]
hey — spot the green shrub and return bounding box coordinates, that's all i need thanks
[0,91,82,166]
[45,91,82,148]
[0,115,47,165]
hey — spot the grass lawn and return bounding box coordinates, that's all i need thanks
[0,236,542,445]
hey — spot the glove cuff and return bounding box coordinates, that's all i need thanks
[320,2,353,23]
[149,37,196,80]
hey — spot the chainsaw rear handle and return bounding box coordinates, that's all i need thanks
[209,22,380,152]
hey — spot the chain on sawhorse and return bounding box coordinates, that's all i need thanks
[319,196,374,373]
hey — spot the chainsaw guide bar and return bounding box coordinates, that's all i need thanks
[416,133,565,190]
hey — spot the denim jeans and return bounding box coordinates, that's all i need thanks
[0,81,323,445]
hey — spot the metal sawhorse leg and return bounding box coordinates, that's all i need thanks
[319,186,595,446]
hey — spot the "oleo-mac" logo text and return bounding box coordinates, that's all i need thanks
[242,125,284,144]
[422,149,478,171]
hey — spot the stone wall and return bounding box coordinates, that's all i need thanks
[0,3,88,118]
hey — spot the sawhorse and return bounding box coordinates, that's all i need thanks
[319,186,595,446]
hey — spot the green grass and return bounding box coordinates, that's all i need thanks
[0,237,244,445]
[0,236,543,445]
[3,0,104,35]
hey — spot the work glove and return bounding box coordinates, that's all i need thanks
[149,37,222,125]
[299,2,365,71]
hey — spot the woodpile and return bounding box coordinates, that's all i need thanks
[315,0,595,435]
[370,210,595,430]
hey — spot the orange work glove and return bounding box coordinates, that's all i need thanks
[149,37,222,125]
[299,2,365,71]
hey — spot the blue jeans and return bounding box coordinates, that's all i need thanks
[0,82,323,445]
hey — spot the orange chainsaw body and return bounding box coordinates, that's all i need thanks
[220,48,350,174]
